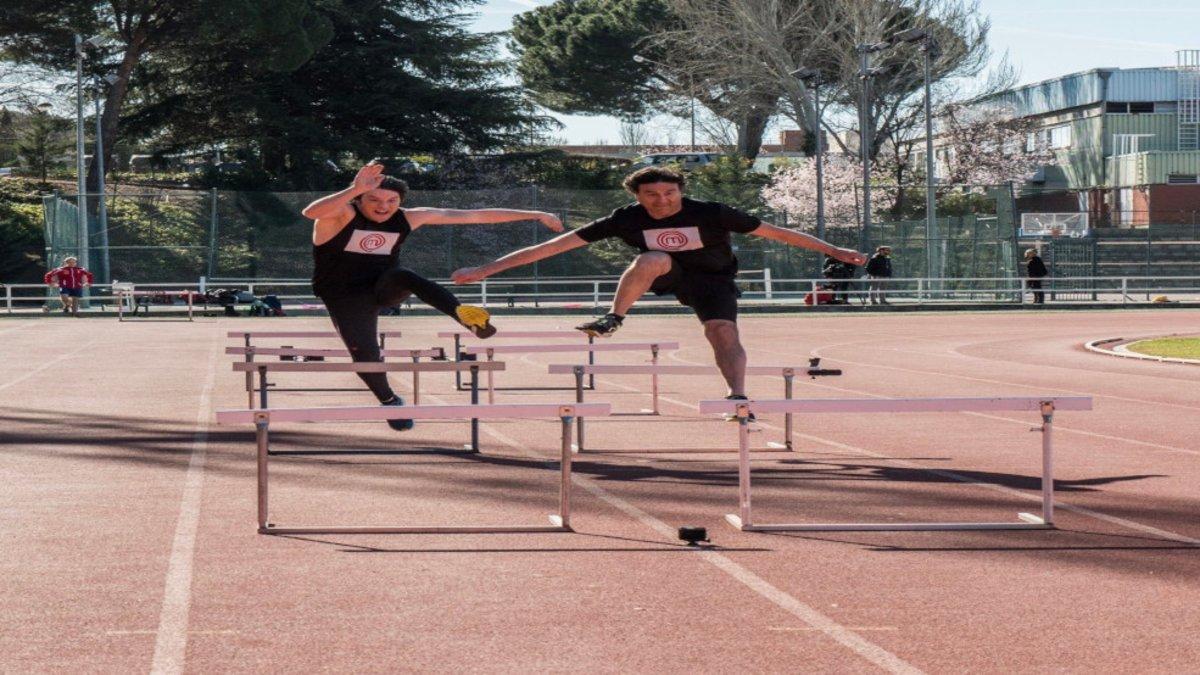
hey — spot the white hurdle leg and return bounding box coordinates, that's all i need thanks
[767,371,796,450]
[573,366,585,453]
[550,410,574,529]
[647,345,660,414]
[486,348,495,405]
[1042,402,1055,524]
[725,404,754,529]
[255,414,270,532]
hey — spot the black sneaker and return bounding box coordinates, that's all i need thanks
[455,305,496,339]
[723,394,756,422]
[382,396,414,431]
[576,313,623,338]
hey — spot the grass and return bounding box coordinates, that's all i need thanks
[1125,337,1200,360]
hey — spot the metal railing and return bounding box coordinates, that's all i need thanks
[6,272,1200,313]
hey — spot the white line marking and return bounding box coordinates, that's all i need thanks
[151,339,220,675]
[425,389,923,674]
[0,339,99,392]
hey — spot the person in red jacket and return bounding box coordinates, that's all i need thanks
[44,256,93,316]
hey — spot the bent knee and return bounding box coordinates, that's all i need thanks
[630,252,672,274]
[703,319,739,341]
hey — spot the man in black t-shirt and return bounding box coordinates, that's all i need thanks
[452,166,865,403]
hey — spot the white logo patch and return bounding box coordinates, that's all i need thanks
[643,226,702,252]
[345,229,400,255]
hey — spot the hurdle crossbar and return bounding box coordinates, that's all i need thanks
[548,362,843,452]
[232,360,505,410]
[460,342,680,405]
[215,402,611,534]
[697,396,1093,532]
[439,330,597,391]
[116,290,194,322]
[227,345,446,407]
[228,330,402,349]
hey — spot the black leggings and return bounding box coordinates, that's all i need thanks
[321,267,463,401]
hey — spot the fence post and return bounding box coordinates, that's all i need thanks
[480,279,488,307]
[593,281,600,310]
[1019,278,1027,304]
[207,188,218,279]
[763,268,773,300]
[4,285,10,314]
[917,277,924,304]
[1121,277,1127,304]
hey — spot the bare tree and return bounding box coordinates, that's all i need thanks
[651,0,1011,167]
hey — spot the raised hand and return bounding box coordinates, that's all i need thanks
[352,162,385,192]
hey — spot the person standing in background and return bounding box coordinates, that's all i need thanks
[43,256,93,316]
[1025,248,1048,304]
[866,246,893,305]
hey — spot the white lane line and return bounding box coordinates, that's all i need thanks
[150,339,220,675]
[425,389,923,675]
[575,473,924,675]
[0,339,99,392]
[645,353,1200,545]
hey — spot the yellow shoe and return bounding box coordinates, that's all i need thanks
[455,304,496,339]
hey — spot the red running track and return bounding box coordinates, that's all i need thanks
[2,310,1198,672]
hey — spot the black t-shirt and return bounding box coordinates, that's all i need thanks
[575,198,761,276]
[312,205,411,297]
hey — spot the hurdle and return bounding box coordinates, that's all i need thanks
[215,402,611,534]
[226,346,447,407]
[699,396,1093,532]
[460,341,680,405]
[115,289,195,321]
[437,330,596,390]
[227,330,403,349]
[234,359,503,408]
[549,359,843,453]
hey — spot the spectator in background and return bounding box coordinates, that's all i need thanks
[865,245,893,305]
[1025,248,1048,304]
[823,254,857,304]
[43,256,93,316]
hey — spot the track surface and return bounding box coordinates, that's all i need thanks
[3,310,1199,673]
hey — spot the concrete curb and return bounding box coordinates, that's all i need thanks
[1083,335,1200,366]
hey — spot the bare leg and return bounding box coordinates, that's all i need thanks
[704,319,746,396]
[59,293,71,313]
[610,252,672,316]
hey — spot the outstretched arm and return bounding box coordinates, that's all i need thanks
[406,208,563,233]
[451,232,588,284]
[749,222,867,266]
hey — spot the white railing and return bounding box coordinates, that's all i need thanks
[6,273,1200,314]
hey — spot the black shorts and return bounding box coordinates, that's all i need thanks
[650,260,740,322]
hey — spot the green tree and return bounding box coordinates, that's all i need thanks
[120,0,536,188]
[15,110,68,182]
[510,0,671,118]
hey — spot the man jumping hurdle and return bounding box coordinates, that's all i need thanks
[303,161,563,430]
[452,166,866,410]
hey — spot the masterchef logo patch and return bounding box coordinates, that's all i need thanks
[345,229,400,255]
[643,226,702,252]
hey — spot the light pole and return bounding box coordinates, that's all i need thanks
[73,35,87,274]
[855,42,890,252]
[891,27,941,280]
[74,35,114,285]
[790,67,830,240]
[632,54,696,150]
[93,73,116,284]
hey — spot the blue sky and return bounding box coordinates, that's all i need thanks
[470,0,1200,144]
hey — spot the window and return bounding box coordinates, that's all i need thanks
[1106,102,1128,113]
[1129,101,1155,114]
[1167,174,1199,184]
[1048,125,1072,149]
[1028,125,1072,151]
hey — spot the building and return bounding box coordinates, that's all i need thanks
[975,50,1200,227]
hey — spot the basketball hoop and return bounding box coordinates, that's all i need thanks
[1049,227,1064,239]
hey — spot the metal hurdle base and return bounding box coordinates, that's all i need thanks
[724,513,1051,532]
[243,404,589,535]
